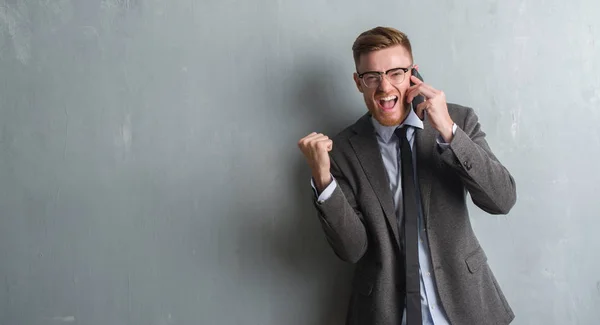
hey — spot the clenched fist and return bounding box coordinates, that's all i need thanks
[298,132,333,192]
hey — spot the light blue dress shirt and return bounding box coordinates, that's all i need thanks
[312,109,457,324]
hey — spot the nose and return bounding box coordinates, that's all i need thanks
[378,75,394,92]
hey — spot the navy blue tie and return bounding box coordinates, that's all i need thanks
[395,126,422,325]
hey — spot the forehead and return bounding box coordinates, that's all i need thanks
[357,45,412,72]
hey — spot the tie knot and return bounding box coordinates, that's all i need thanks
[394,125,409,140]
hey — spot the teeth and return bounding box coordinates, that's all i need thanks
[380,95,398,101]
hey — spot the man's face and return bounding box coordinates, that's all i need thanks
[353,45,413,126]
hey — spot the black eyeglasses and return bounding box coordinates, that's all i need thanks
[357,66,413,88]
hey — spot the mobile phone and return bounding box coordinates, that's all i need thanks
[410,68,425,109]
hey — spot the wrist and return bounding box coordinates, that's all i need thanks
[312,170,332,192]
[441,121,455,143]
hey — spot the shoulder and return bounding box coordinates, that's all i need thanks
[331,125,356,143]
[447,103,480,129]
[447,102,476,118]
[327,113,372,161]
[330,113,370,143]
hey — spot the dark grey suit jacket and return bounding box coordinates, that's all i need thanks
[313,104,516,325]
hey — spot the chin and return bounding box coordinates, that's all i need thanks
[375,115,402,127]
[370,108,405,127]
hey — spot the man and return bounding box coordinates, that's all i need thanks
[297,26,516,325]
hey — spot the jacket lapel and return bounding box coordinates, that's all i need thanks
[415,120,436,227]
[349,114,400,246]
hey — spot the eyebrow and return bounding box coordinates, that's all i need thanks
[357,67,410,76]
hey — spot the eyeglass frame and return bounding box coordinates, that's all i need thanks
[356,65,414,89]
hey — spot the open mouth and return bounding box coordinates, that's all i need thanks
[377,95,398,111]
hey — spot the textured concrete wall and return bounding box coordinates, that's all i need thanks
[1,0,599,324]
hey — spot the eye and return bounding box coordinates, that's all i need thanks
[364,75,378,82]
[390,70,404,77]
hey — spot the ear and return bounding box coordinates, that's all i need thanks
[353,72,364,93]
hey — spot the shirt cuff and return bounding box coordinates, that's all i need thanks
[436,123,457,147]
[310,175,337,204]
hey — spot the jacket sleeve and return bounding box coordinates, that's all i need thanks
[439,106,517,214]
[311,155,368,264]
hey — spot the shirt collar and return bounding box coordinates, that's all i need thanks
[371,106,424,143]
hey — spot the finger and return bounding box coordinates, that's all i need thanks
[299,132,322,148]
[298,135,311,147]
[316,139,332,151]
[312,134,329,143]
[406,82,422,93]
[409,76,440,99]
[405,84,420,102]
[320,139,333,151]
[419,83,440,97]
[415,101,429,120]
[303,133,326,144]
[414,84,437,99]
[405,85,424,103]
[299,132,317,142]
[410,75,424,85]
[310,136,330,149]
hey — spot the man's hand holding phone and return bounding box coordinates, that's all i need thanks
[406,73,455,143]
